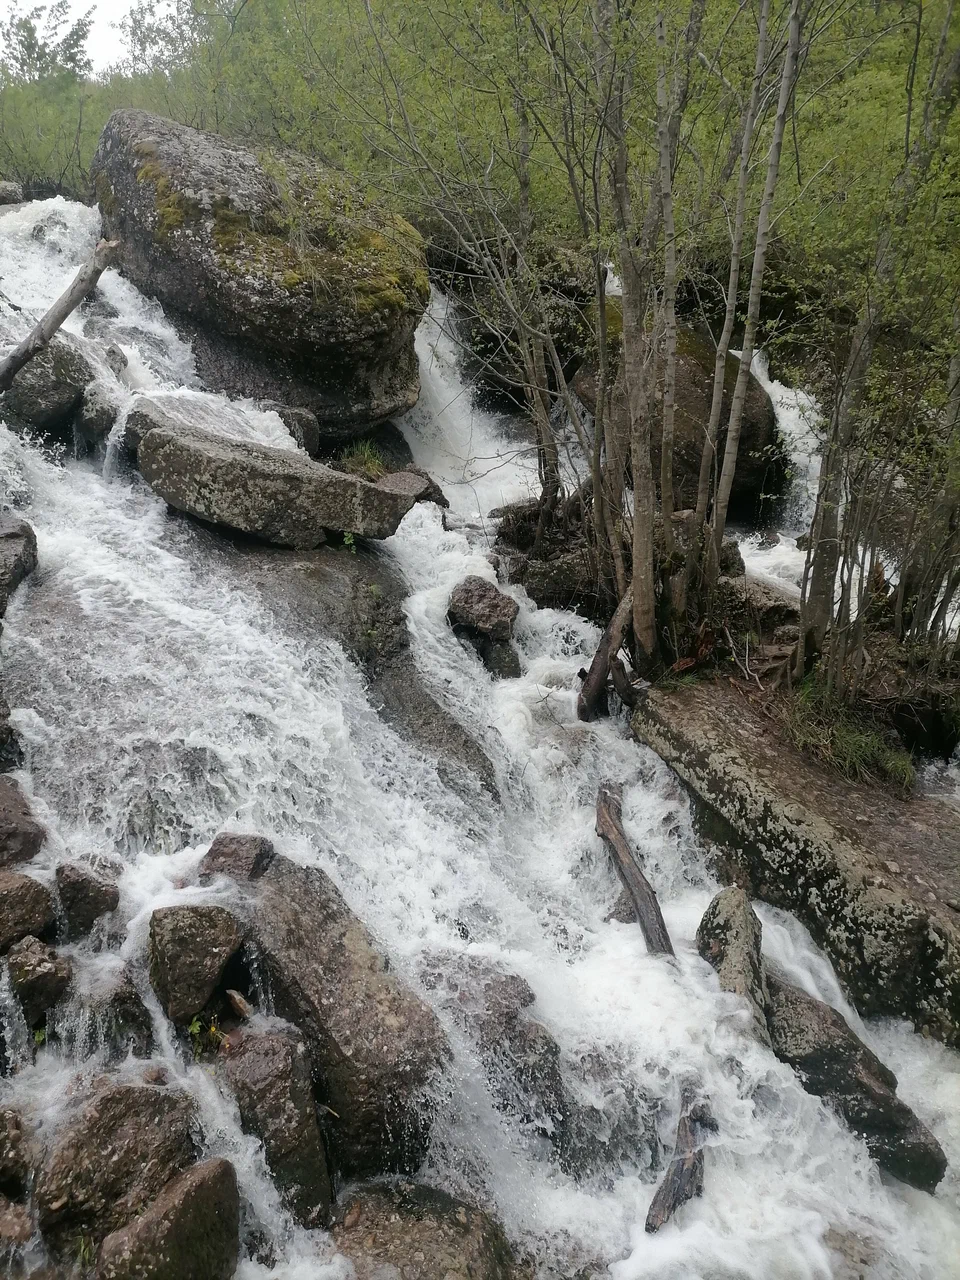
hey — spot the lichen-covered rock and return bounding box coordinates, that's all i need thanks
[221,1028,331,1227]
[55,862,120,938]
[766,975,947,1192]
[0,776,44,867]
[138,422,420,546]
[0,515,38,617]
[0,870,53,953]
[149,904,244,1023]
[36,1084,198,1254]
[332,1181,523,1280]
[199,832,275,885]
[249,855,450,1178]
[0,335,97,435]
[7,935,71,1026]
[696,887,771,1047]
[448,577,519,640]
[95,1157,240,1280]
[91,109,428,434]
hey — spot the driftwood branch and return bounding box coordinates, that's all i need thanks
[596,782,674,956]
[645,1085,714,1232]
[0,238,119,392]
[577,588,633,721]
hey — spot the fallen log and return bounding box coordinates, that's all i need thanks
[596,781,674,956]
[645,1084,714,1233]
[0,238,119,392]
[577,588,632,722]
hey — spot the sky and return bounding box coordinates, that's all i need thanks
[0,0,134,72]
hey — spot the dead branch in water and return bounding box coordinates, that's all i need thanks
[645,1084,714,1232]
[577,589,633,721]
[595,781,674,955]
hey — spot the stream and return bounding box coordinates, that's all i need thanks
[1,197,959,1280]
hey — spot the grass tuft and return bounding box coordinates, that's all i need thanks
[338,439,386,481]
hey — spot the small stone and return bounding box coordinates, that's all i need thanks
[447,576,519,641]
[225,988,254,1019]
[884,861,901,875]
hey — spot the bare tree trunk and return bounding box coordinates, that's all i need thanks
[711,0,802,558]
[657,11,678,535]
[578,590,633,721]
[645,1084,712,1232]
[0,239,119,391]
[596,782,674,955]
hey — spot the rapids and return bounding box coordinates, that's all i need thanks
[0,197,958,1279]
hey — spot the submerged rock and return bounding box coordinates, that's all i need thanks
[0,515,38,617]
[0,336,97,437]
[36,1083,198,1254]
[249,854,450,1178]
[149,904,244,1023]
[95,1157,240,1280]
[696,887,771,1047]
[55,862,120,938]
[332,1181,522,1280]
[7,935,71,1026]
[56,964,154,1062]
[0,776,44,867]
[138,422,420,546]
[92,109,428,434]
[765,975,947,1192]
[199,832,275,884]
[0,870,54,953]
[221,1028,331,1227]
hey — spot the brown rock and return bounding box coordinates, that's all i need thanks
[696,887,772,1047]
[448,576,519,641]
[332,1182,522,1280]
[198,833,275,885]
[222,1029,331,1227]
[148,905,244,1023]
[250,856,449,1177]
[766,975,947,1192]
[0,871,54,954]
[0,1192,31,1246]
[0,777,44,868]
[55,863,119,938]
[0,1107,34,1198]
[66,967,154,1061]
[95,1158,240,1280]
[7,935,72,1026]
[35,1083,198,1254]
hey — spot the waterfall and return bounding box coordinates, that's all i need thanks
[0,198,958,1280]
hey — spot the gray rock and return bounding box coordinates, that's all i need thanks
[198,832,275,884]
[0,776,44,867]
[696,887,772,1047]
[36,1083,198,1254]
[250,855,450,1177]
[0,870,53,953]
[260,401,320,457]
[123,396,179,453]
[0,515,38,617]
[58,966,154,1061]
[76,381,123,447]
[332,1181,521,1280]
[7,935,71,1026]
[138,422,419,546]
[0,692,20,772]
[92,109,428,433]
[448,576,519,640]
[718,537,746,577]
[0,1107,34,1198]
[149,905,244,1023]
[715,574,800,634]
[95,1157,240,1280]
[766,974,947,1192]
[54,862,120,938]
[0,182,23,206]
[0,336,96,435]
[222,1028,331,1226]
[506,546,613,623]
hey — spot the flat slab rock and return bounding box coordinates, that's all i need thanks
[632,680,960,1046]
[138,421,421,546]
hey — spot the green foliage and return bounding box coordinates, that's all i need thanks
[780,676,917,792]
[338,440,386,481]
[187,1014,224,1060]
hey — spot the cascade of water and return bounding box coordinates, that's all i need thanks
[0,199,958,1279]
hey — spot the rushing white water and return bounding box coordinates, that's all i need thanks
[0,200,959,1279]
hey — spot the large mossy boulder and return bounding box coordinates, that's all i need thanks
[91,110,429,436]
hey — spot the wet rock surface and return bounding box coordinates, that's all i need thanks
[0,336,96,437]
[59,964,155,1062]
[696,887,771,1047]
[0,870,54,953]
[54,862,120,938]
[0,515,38,618]
[0,1107,34,1198]
[199,832,275,884]
[260,401,321,456]
[448,577,519,640]
[7,935,71,1027]
[0,777,44,867]
[95,1157,240,1280]
[221,1027,331,1227]
[138,421,420,546]
[148,904,244,1023]
[248,854,450,1178]
[332,1181,524,1280]
[36,1083,198,1254]
[765,974,947,1192]
[92,109,428,432]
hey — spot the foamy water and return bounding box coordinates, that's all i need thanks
[0,201,958,1279]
